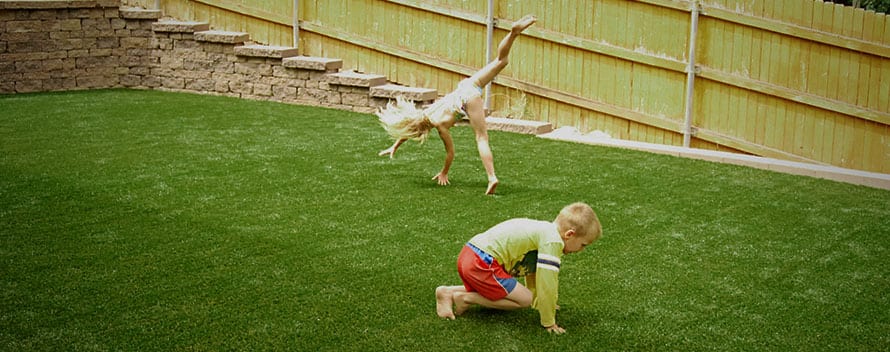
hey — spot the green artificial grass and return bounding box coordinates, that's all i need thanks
[1,89,889,351]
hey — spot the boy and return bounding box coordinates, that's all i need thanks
[435,202,602,334]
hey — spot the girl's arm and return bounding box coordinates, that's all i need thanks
[432,125,455,185]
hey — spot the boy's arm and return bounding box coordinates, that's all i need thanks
[533,243,563,328]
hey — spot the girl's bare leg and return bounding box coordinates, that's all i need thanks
[463,16,535,194]
[465,98,498,194]
[468,15,537,87]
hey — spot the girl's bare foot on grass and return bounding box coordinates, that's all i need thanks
[435,286,455,320]
[485,178,499,195]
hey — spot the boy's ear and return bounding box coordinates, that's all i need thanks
[564,229,576,238]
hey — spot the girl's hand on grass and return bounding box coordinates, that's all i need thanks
[378,147,395,158]
[432,172,450,186]
[545,324,566,334]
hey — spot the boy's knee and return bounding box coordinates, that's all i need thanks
[518,295,533,308]
[509,287,534,308]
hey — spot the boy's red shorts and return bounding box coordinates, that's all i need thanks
[456,243,518,301]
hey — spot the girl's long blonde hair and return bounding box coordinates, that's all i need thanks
[376,96,434,142]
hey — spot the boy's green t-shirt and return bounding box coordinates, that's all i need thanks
[467,218,564,327]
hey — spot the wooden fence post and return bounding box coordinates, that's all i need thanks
[683,0,701,148]
[484,0,494,113]
[293,0,300,51]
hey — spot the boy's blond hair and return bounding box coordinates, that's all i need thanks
[376,96,434,142]
[555,202,602,240]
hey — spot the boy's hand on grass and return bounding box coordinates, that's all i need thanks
[545,324,566,334]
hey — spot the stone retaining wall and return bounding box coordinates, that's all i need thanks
[0,0,437,113]
[0,1,125,93]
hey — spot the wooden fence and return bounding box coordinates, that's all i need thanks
[125,0,890,174]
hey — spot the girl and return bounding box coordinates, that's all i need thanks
[377,15,537,195]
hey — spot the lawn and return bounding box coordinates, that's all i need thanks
[1,89,889,351]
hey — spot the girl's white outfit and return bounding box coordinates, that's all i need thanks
[425,79,484,124]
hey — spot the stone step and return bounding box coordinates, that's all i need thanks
[234,44,299,59]
[485,117,553,135]
[152,20,210,33]
[282,56,343,72]
[119,7,162,20]
[370,84,437,102]
[325,70,386,87]
[195,30,250,44]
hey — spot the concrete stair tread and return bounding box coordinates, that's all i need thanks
[119,7,162,20]
[234,44,299,59]
[370,84,437,101]
[484,116,553,135]
[195,30,250,44]
[325,70,386,87]
[152,20,210,33]
[282,56,343,71]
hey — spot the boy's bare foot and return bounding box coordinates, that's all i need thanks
[512,15,537,33]
[485,178,499,195]
[453,292,471,316]
[435,286,455,320]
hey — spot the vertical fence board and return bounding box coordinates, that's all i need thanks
[754,90,767,146]
[870,125,890,173]
[862,121,880,172]
[855,54,871,108]
[812,104,827,163]
[767,95,783,153]
[876,60,890,112]
[853,8,866,40]
[844,114,860,169]
[794,104,808,161]
[720,20,736,137]
[569,46,584,101]
[820,112,836,166]
[834,113,851,168]
[884,12,890,46]
[761,92,775,150]
[882,125,890,174]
